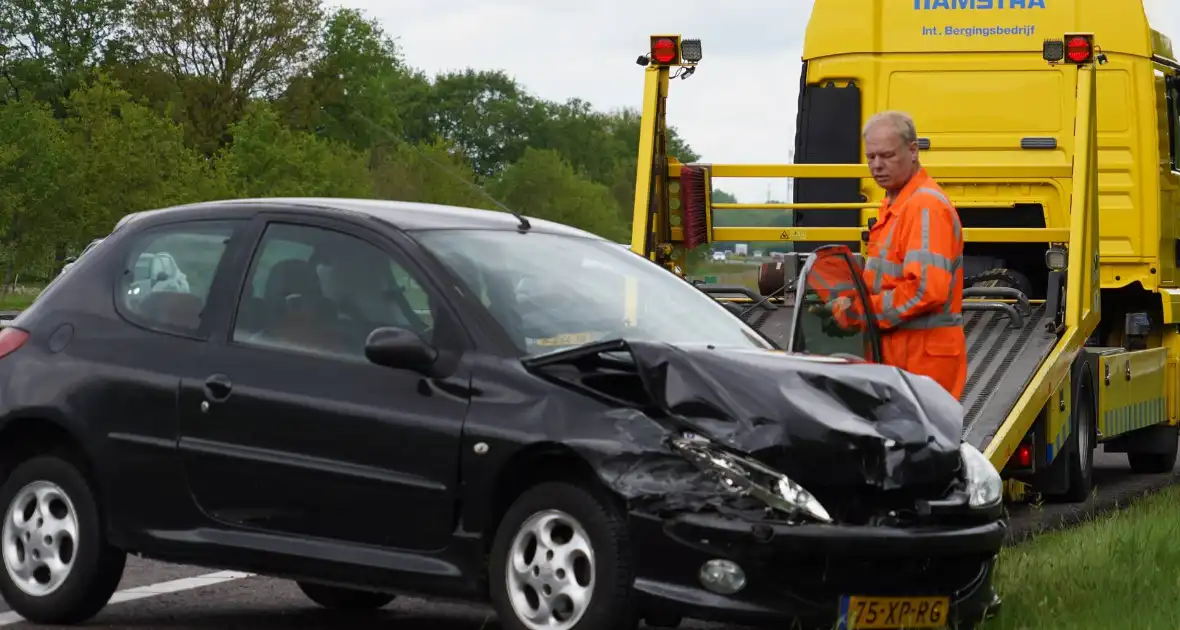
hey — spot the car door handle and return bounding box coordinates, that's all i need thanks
[203,374,233,403]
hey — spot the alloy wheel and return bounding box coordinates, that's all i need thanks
[505,508,596,630]
[2,480,78,597]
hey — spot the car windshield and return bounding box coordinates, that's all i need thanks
[413,229,773,356]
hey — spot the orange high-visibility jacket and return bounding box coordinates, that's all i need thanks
[833,167,967,399]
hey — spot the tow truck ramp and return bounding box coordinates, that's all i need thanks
[630,29,1180,502]
[721,282,1059,453]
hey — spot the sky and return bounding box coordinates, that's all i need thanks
[336,0,1180,204]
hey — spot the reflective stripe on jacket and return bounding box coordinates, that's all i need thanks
[834,166,968,399]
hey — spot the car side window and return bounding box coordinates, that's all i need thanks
[117,220,239,335]
[231,222,436,360]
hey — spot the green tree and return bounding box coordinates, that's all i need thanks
[488,147,629,242]
[367,139,499,210]
[0,97,78,281]
[60,74,221,241]
[129,0,325,153]
[277,7,434,150]
[0,0,129,107]
[214,102,373,198]
[0,0,721,288]
[429,69,547,179]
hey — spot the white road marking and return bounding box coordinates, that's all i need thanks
[0,570,253,626]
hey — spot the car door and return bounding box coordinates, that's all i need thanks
[177,213,474,551]
[98,216,251,533]
[788,244,884,362]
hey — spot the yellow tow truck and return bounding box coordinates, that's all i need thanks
[630,1,1180,505]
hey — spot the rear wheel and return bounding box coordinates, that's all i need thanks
[1059,384,1095,502]
[489,481,639,630]
[295,581,396,610]
[0,454,126,625]
[1127,424,1180,473]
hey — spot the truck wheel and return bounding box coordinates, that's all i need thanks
[1128,424,1180,473]
[295,581,395,609]
[0,454,126,625]
[1058,383,1096,502]
[488,481,639,630]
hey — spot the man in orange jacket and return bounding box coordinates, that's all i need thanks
[827,111,967,400]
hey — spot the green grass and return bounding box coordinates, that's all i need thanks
[980,485,1180,629]
[0,288,41,311]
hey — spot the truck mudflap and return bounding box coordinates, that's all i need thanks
[733,291,1057,452]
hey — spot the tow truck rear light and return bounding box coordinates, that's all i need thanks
[1044,33,1095,65]
[0,327,29,360]
[650,36,680,65]
[1017,443,1033,468]
[1065,34,1094,63]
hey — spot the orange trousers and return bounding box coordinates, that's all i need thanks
[880,325,967,400]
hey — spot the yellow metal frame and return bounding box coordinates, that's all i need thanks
[1043,372,1073,465]
[629,65,668,259]
[630,36,1105,474]
[1097,348,1169,439]
[983,62,1101,470]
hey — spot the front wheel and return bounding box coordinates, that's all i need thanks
[0,454,126,625]
[488,481,639,630]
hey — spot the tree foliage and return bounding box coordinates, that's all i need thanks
[0,0,717,283]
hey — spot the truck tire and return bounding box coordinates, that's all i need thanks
[1058,377,1096,503]
[1042,361,1097,503]
[488,481,640,630]
[965,268,1034,300]
[1127,424,1180,473]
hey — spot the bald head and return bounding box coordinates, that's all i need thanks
[863,111,921,194]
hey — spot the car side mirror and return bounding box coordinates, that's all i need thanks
[364,326,438,374]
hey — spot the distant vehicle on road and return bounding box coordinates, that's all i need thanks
[0,198,1004,630]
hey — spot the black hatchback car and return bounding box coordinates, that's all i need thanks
[0,198,1006,630]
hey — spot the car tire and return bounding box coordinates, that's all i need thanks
[295,581,396,610]
[489,481,639,630]
[0,454,126,625]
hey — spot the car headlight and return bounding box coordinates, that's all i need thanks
[670,434,833,523]
[960,442,1002,508]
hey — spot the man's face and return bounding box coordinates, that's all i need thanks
[864,124,918,192]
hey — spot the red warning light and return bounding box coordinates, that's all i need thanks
[1066,36,1093,63]
[652,37,678,64]
[1017,443,1033,468]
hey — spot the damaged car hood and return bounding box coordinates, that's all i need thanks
[525,339,965,493]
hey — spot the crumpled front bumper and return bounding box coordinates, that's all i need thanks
[629,509,1006,628]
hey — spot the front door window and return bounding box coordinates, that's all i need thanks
[789,245,882,363]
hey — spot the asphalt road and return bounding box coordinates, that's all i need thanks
[0,443,1175,630]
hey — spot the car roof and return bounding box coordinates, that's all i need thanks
[116,197,604,240]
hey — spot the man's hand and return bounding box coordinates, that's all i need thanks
[811,296,859,338]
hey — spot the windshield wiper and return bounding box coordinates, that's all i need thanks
[520,338,632,370]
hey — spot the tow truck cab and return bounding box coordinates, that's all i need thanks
[630,0,1180,505]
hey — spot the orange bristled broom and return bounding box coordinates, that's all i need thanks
[679,165,709,249]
